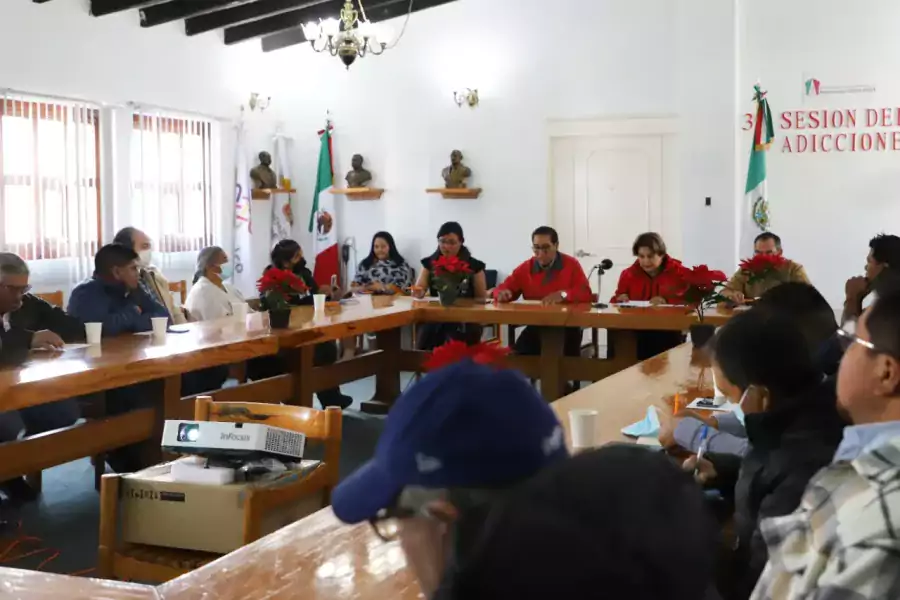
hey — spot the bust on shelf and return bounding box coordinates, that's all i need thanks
[441,149,471,189]
[345,154,373,188]
[250,151,278,190]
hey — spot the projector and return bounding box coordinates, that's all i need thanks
[161,420,305,462]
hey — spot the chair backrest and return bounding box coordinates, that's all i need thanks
[485,269,498,289]
[169,280,187,305]
[36,290,64,308]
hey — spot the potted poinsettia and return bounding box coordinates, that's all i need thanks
[679,265,729,348]
[738,253,788,288]
[256,268,308,329]
[431,255,473,306]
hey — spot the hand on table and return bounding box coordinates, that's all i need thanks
[368,281,386,293]
[683,455,717,485]
[649,296,667,306]
[615,294,630,303]
[31,330,64,351]
[721,289,744,305]
[542,291,566,305]
[495,289,513,303]
[411,286,426,299]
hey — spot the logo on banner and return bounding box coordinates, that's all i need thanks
[805,78,821,96]
[802,75,875,98]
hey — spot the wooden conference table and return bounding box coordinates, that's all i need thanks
[0,343,709,599]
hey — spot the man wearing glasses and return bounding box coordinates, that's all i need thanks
[331,348,568,598]
[493,226,592,356]
[752,289,900,598]
[0,252,85,501]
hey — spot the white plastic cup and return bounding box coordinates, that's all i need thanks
[712,370,726,406]
[85,322,102,345]
[151,317,168,341]
[356,293,374,309]
[231,302,249,321]
[313,294,327,313]
[568,409,599,450]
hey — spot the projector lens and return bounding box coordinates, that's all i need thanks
[178,423,200,443]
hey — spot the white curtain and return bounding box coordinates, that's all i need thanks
[0,92,99,286]
[130,110,214,264]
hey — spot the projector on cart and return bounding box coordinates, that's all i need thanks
[161,420,305,462]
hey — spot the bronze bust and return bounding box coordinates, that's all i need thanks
[345,154,372,188]
[250,151,278,190]
[442,149,471,189]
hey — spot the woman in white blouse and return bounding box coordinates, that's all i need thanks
[184,246,247,321]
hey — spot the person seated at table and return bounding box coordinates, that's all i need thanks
[351,231,415,295]
[331,340,568,599]
[413,222,487,349]
[721,232,810,305]
[683,309,844,600]
[443,446,719,600]
[184,246,247,321]
[112,227,188,324]
[842,233,900,325]
[751,289,900,598]
[247,240,352,410]
[611,232,688,360]
[663,283,843,457]
[494,226,592,357]
[0,252,85,502]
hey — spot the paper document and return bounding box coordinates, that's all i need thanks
[32,343,92,352]
[614,300,686,308]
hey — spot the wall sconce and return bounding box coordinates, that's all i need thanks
[248,92,271,112]
[453,88,479,108]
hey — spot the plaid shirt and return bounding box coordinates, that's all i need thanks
[751,436,900,599]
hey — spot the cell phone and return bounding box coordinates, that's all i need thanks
[695,398,716,407]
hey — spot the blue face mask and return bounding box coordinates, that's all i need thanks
[733,386,752,426]
[220,264,234,281]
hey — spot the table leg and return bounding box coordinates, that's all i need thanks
[150,375,182,464]
[540,327,565,401]
[365,327,402,414]
[608,330,639,370]
[289,347,316,408]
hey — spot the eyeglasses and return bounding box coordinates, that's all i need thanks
[0,283,32,295]
[837,327,877,351]
[438,238,460,247]
[532,244,554,252]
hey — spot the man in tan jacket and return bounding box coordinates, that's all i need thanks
[722,232,810,303]
[112,227,188,324]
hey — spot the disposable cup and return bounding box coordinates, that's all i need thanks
[85,322,102,345]
[568,409,599,449]
[151,317,168,341]
[313,294,327,313]
[231,302,249,321]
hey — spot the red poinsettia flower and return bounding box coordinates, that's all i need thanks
[739,253,787,275]
[423,340,510,371]
[432,255,473,277]
[682,265,728,292]
[678,265,729,322]
[256,268,308,294]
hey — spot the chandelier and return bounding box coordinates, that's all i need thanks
[301,1,392,70]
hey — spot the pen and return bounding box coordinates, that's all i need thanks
[694,425,710,476]
[673,394,681,415]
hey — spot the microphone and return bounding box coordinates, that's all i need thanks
[599,258,613,271]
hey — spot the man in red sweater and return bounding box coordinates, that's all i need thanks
[494,226,592,356]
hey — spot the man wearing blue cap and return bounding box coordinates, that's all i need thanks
[332,341,569,598]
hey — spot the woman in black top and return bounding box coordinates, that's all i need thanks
[413,222,487,349]
[248,239,352,410]
[688,309,845,599]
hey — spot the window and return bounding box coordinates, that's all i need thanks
[131,112,215,253]
[0,97,101,260]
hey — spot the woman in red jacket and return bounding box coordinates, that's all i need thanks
[612,232,687,359]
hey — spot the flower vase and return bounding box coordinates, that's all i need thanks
[690,323,716,348]
[438,288,459,307]
[269,308,292,329]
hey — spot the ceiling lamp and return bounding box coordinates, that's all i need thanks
[301,1,397,70]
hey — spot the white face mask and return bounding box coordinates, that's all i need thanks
[138,250,152,268]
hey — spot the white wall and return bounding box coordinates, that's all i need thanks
[740,0,900,306]
[255,0,681,280]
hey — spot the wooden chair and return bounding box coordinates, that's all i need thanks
[168,280,187,305]
[98,398,342,583]
[35,290,64,308]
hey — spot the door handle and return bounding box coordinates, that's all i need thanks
[575,249,595,258]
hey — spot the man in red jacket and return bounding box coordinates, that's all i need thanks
[494,226,592,356]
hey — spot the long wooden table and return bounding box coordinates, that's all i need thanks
[0,342,708,599]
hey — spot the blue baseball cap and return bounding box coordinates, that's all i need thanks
[332,360,569,524]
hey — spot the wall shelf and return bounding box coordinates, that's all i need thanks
[251,188,296,200]
[425,187,482,199]
[330,187,384,200]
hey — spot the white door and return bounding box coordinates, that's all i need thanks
[551,134,664,302]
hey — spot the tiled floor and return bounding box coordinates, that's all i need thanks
[0,374,398,576]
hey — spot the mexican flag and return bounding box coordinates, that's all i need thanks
[309,125,339,288]
[740,83,774,256]
[231,126,255,297]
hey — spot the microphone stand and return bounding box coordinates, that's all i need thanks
[587,263,609,309]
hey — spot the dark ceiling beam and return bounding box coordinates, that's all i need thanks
[260,0,456,53]
[140,1,250,27]
[224,0,335,45]
[90,0,162,16]
[185,0,324,36]
[33,0,56,4]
